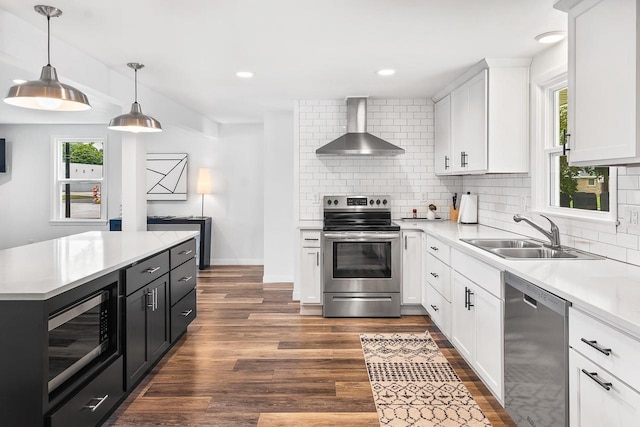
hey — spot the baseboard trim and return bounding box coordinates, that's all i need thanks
[300,304,323,316]
[401,305,427,315]
[211,259,263,266]
[262,274,294,283]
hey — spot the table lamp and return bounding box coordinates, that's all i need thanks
[196,168,212,218]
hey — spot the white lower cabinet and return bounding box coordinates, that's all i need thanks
[569,349,640,427]
[450,251,504,403]
[300,231,322,304]
[569,307,640,426]
[425,283,451,338]
[402,230,423,305]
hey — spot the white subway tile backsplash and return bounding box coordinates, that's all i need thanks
[297,98,462,221]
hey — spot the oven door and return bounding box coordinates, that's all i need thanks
[323,231,401,293]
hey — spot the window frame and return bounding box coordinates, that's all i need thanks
[50,136,108,225]
[532,74,618,227]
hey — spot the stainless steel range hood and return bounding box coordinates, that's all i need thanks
[315,97,405,156]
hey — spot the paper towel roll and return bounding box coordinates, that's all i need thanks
[457,194,478,224]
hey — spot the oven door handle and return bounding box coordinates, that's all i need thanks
[323,233,400,240]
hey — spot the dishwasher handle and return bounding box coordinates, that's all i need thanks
[504,271,570,316]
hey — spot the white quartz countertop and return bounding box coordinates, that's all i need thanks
[0,230,199,301]
[398,220,640,338]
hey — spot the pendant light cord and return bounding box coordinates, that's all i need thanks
[47,15,51,66]
[134,68,138,103]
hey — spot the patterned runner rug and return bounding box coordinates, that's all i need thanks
[360,332,492,427]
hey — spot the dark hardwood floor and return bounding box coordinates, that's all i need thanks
[106,266,515,426]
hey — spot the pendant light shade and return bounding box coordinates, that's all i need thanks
[3,5,91,111]
[108,63,162,133]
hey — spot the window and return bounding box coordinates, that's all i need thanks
[535,76,616,223]
[52,138,107,222]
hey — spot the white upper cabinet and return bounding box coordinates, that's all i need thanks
[433,58,530,175]
[434,95,451,174]
[556,0,639,166]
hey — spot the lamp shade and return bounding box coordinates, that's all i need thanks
[196,168,212,194]
[108,102,162,133]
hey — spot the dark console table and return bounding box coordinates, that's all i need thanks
[109,216,212,270]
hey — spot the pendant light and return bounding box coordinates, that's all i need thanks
[108,63,162,133]
[3,5,91,111]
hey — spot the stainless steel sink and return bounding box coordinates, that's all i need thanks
[491,247,578,259]
[460,238,603,260]
[462,239,542,249]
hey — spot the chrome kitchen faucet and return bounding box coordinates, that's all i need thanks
[513,214,561,249]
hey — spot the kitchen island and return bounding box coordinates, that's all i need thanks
[0,230,199,427]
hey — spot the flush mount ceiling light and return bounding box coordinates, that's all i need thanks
[535,31,567,44]
[236,71,254,78]
[3,5,91,111]
[108,63,162,133]
[377,69,396,76]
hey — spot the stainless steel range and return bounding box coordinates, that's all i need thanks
[322,195,401,317]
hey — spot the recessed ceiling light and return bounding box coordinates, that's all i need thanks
[236,71,254,78]
[12,79,27,84]
[377,69,396,76]
[535,31,567,44]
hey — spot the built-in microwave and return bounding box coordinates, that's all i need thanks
[48,284,119,394]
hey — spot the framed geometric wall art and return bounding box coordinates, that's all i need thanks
[146,153,188,200]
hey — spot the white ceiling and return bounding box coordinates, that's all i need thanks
[0,0,566,124]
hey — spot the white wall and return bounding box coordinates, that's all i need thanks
[263,112,294,282]
[296,98,462,221]
[0,124,121,249]
[464,40,640,265]
[146,124,264,265]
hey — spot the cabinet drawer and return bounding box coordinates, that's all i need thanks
[570,307,640,391]
[426,235,450,265]
[425,253,451,301]
[170,258,197,305]
[170,239,196,269]
[426,283,451,337]
[570,348,640,427]
[125,251,169,296]
[49,356,124,427]
[301,230,322,248]
[451,249,502,299]
[171,289,197,341]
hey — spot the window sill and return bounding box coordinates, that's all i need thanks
[530,208,618,233]
[49,219,108,226]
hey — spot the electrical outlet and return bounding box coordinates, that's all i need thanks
[312,193,320,205]
[632,209,638,225]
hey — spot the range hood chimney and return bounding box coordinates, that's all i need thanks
[315,97,405,156]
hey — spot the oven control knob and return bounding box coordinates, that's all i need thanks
[333,199,339,205]
[383,199,388,205]
[327,199,332,205]
[376,199,381,205]
[369,199,374,205]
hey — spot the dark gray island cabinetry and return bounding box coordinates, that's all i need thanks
[0,231,198,427]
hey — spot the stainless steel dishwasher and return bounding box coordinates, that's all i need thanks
[504,271,570,427]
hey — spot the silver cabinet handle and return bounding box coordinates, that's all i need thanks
[154,288,158,311]
[181,309,193,317]
[430,246,439,251]
[430,304,439,312]
[144,266,161,274]
[179,250,193,255]
[580,338,612,356]
[466,288,474,310]
[404,236,408,250]
[179,276,193,282]
[444,155,449,170]
[146,290,154,309]
[430,272,439,278]
[316,252,319,266]
[581,369,612,391]
[84,394,109,412]
[304,238,319,241]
